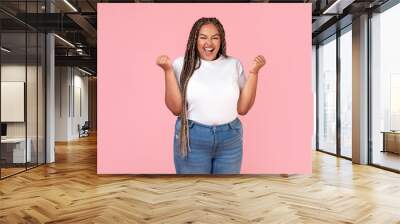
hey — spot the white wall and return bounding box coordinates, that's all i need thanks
[1,65,41,137]
[55,67,89,141]
[72,73,89,138]
[55,66,70,141]
[1,65,26,132]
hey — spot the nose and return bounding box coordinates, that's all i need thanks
[205,38,212,46]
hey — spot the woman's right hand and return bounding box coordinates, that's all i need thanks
[156,55,173,72]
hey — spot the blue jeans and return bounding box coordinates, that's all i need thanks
[173,117,243,174]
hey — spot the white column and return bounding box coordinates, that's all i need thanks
[46,1,55,163]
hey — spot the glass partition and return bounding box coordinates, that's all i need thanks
[317,35,337,154]
[0,1,46,179]
[1,30,28,177]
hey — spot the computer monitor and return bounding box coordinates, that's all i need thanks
[1,123,7,137]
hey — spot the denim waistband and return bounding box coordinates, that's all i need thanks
[177,117,241,130]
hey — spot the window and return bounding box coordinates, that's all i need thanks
[371,2,400,171]
[317,36,337,154]
[339,27,352,158]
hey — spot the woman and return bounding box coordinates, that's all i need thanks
[156,17,265,174]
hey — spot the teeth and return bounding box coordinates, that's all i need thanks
[205,48,214,52]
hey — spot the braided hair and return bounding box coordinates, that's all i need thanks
[178,17,228,158]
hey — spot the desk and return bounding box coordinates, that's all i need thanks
[1,138,32,163]
[381,131,400,154]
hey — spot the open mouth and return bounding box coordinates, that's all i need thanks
[204,47,214,53]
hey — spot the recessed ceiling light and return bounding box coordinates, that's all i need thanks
[78,67,93,76]
[54,34,75,48]
[63,0,78,12]
[1,47,11,53]
[322,0,355,15]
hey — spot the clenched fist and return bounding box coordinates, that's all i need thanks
[249,55,266,74]
[156,55,173,72]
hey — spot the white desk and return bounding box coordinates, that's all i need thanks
[1,138,32,163]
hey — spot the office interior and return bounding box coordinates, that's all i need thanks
[0,0,399,223]
[0,0,97,179]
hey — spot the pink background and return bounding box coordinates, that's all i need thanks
[97,3,312,174]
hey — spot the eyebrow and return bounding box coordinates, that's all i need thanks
[199,33,220,37]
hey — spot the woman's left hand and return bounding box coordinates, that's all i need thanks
[249,55,266,74]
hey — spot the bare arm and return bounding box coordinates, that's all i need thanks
[156,55,183,116]
[237,55,266,115]
[164,68,182,116]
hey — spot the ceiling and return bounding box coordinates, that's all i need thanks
[0,0,393,75]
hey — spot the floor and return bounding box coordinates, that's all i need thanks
[0,167,25,178]
[1,163,42,178]
[0,134,400,223]
[372,150,400,171]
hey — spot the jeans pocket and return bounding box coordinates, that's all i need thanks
[227,119,243,142]
[175,118,195,132]
[174,119,196,143]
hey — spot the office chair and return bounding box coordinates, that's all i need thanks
[79,121,90,138]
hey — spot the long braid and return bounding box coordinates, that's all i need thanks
[178,17,227,158]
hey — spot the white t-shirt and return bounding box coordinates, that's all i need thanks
[172,55,246,125]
